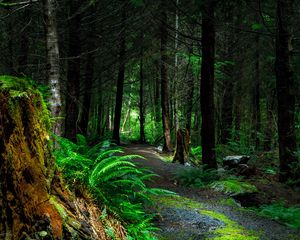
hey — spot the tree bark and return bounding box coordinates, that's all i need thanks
[160,0,173,152]
[200,2,217,169]
[0,79,122,240]
[43,0,62,136]
[64,0,82,141]
[184,49,194,134]
[112,5,126,145]
[220,4,234,144]
[139,44,146,144]
[275,0,298,182]
[252,34,261,150]
[78,8,97,136]
[173,129,190,165]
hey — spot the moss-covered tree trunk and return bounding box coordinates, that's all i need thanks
[0,77,124,239]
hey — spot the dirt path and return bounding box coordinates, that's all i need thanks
[124,144,300,240]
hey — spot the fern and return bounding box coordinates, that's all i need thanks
[54,135,173,240]
[252,203,300,229]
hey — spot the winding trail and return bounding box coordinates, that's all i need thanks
[124,144,300,240]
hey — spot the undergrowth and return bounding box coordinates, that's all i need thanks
[174,167,219,188]
[54,134,173,240]
[251,203,300,229]
[174,167,257,196]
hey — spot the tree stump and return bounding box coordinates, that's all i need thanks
[0,77,126,239]
[173,128,191,165]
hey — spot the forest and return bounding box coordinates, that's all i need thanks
[0,0,300,239]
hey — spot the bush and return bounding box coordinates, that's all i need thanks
[54,134,173,240]
[253,203,300,229]
[174,167,218,188]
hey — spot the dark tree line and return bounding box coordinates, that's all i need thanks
[1,0,300,181]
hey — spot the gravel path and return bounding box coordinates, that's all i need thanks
[124,144,300,240]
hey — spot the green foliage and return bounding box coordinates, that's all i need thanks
[210,179,258,196]
[54,135,173,240]
[191,146,202,165]
[216,129,255,163]
[0,75,51,128]
[0,75,49,99]
[252,203,300,229]
[174,167,218,188]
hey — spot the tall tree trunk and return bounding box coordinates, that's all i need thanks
[185,50,194,134]
[275,0,298,182]
[113,5,126,145]
[17,30,29,76]
[155,61,160,124]
[139,44,146,143]
[160,0,173,152]
[64,0,82,141]
[7,10,14,75]
[264,89,276,151]
[201,2,217,169]
[173,0,180,133]
[220,4,234,144]
[78,9,96,136]
[43,0,62,136]
[185,74,194,134]
[252,34,261,150]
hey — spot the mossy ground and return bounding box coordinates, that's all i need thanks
[155,195,260,240]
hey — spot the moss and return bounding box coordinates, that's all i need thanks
[156,195,260,240]
[210,179,258,196]
[50,196,68,220]
[201,210,259,240]
[50,196,81,231]
[219,198,240,208]
[0,75,51,129]
[155,195,204,210]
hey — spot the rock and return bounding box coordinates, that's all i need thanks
[223,156,250,169]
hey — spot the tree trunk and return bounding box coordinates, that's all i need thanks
[78,9,96,136]
[113,5,126,145]
[220,5,234,144]
[173,0,180,133]
[184,49,194,134]
[43,0,62,136]
[160,0,173,152]
[0,78,123,240]
[275,0,298,182]
[200,2,217,169]
[252,34,261,150]
[264,89,276,151]
[17,32,29,76]
[173,128,190,165]
[139,45,146,143]
[154,61,160,124]
[64,0,82,141]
